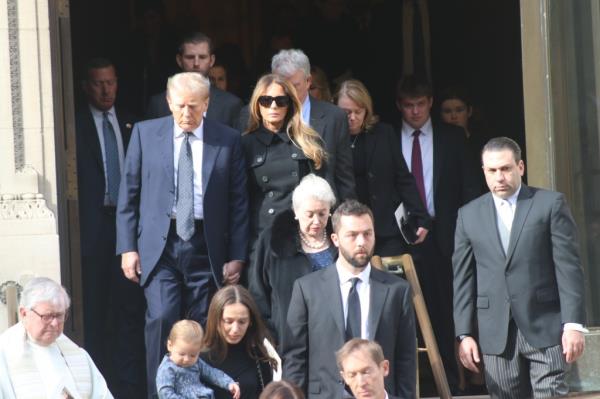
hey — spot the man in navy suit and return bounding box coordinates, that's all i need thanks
[75,57,146,398]
[116,72,248,397]
[145,31,243,128]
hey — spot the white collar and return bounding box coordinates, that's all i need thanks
[174,119,204,140]
[336,261,371,284]
[402,117,432,137]
[88,104,115,118]
[492,184,521,208]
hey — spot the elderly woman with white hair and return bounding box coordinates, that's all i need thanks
[0,277,113,398]
[249,174,337,346]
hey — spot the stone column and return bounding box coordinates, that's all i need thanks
[0,0,61,330]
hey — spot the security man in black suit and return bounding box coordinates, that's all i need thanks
[145,31,243,128]
[395,75,481,394]
[75,57,146,398]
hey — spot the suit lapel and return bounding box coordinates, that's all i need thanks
[158,117,175,186]
[115,107,134,149]
[309,97,325,132]
[82,108,104,172]
[367,270,389,340]
[482,194,506,258]
[202,119,222,193]
[432,124,443,196]
[364,131,377,168]
[323,266,346,337]
[505,185,534,265]
[206,89,217,120]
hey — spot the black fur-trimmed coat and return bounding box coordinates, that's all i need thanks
[248,209,335,347]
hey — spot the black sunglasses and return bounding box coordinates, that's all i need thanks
[258,95,291,108]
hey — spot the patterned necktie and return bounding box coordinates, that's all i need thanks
[411,130,427,207]
[497,200,514,253]
[102,112,120,205]
[176,132,195,241]
[345,277,362,341]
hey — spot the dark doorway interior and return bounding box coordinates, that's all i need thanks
[70,0,524,147]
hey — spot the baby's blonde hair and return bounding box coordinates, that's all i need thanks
[168,319,204,348]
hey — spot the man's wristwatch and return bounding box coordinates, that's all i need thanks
[456,334,470,342]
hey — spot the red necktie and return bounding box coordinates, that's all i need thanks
[411,130,426,207]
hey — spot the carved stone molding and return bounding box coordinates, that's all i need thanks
[0,193,55,220]
[7,0,24,170]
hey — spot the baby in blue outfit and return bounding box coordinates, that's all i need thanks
[156,320,241,399]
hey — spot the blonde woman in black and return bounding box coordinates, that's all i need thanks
[242,74,327,249]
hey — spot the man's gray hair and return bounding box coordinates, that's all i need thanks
[271,49,311,78]
[292,174,336,212]
[167,72,210,100]
[20,277,71,311]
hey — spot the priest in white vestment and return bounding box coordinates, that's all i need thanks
[0,277,113,399]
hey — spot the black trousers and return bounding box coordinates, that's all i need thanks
[144,220,216,398]
[408,223,460,391]
[81,206,147,399]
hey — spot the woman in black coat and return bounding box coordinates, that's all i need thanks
[242,74,327,249]
[336,79,431,256]
[249,174,337,345]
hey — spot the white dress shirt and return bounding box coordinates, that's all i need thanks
[172,120,204,219]
[301,95,311,126]
[336,262,371,339]
[492,185,587,333]
[401,118,435,216]
[89,105,125,205]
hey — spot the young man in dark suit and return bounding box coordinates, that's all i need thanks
[117,72,248,397]
[283,200,416,399]
[395,75,481,393]
[454,137,586,398]
[75,57,146,398]
[145,32,243,128]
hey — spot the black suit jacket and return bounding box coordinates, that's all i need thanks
[237,97,356,202]
[146,86,243,128]
[397,121,480,257]
[360,122,430,237]
[453,186,586,354]
[75,104,138,255]
[283,265,416,399]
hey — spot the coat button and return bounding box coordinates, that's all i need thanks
[268,208,275,214]
[291,153,298,159]
[268,191,274,198]
[262,176,269,182]
[257,156,263,162]
[291,171,298,177]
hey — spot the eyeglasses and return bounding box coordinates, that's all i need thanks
[29,308,67,323]
[258,95,290,108]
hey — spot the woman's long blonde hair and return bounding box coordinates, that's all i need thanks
[245,74,326,169]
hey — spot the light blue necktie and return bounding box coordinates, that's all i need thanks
[176,133,195,241]
[102,112,120,205]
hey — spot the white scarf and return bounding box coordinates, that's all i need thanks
[3,323,92,399]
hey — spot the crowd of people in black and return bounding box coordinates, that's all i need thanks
[71,26,587,399]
